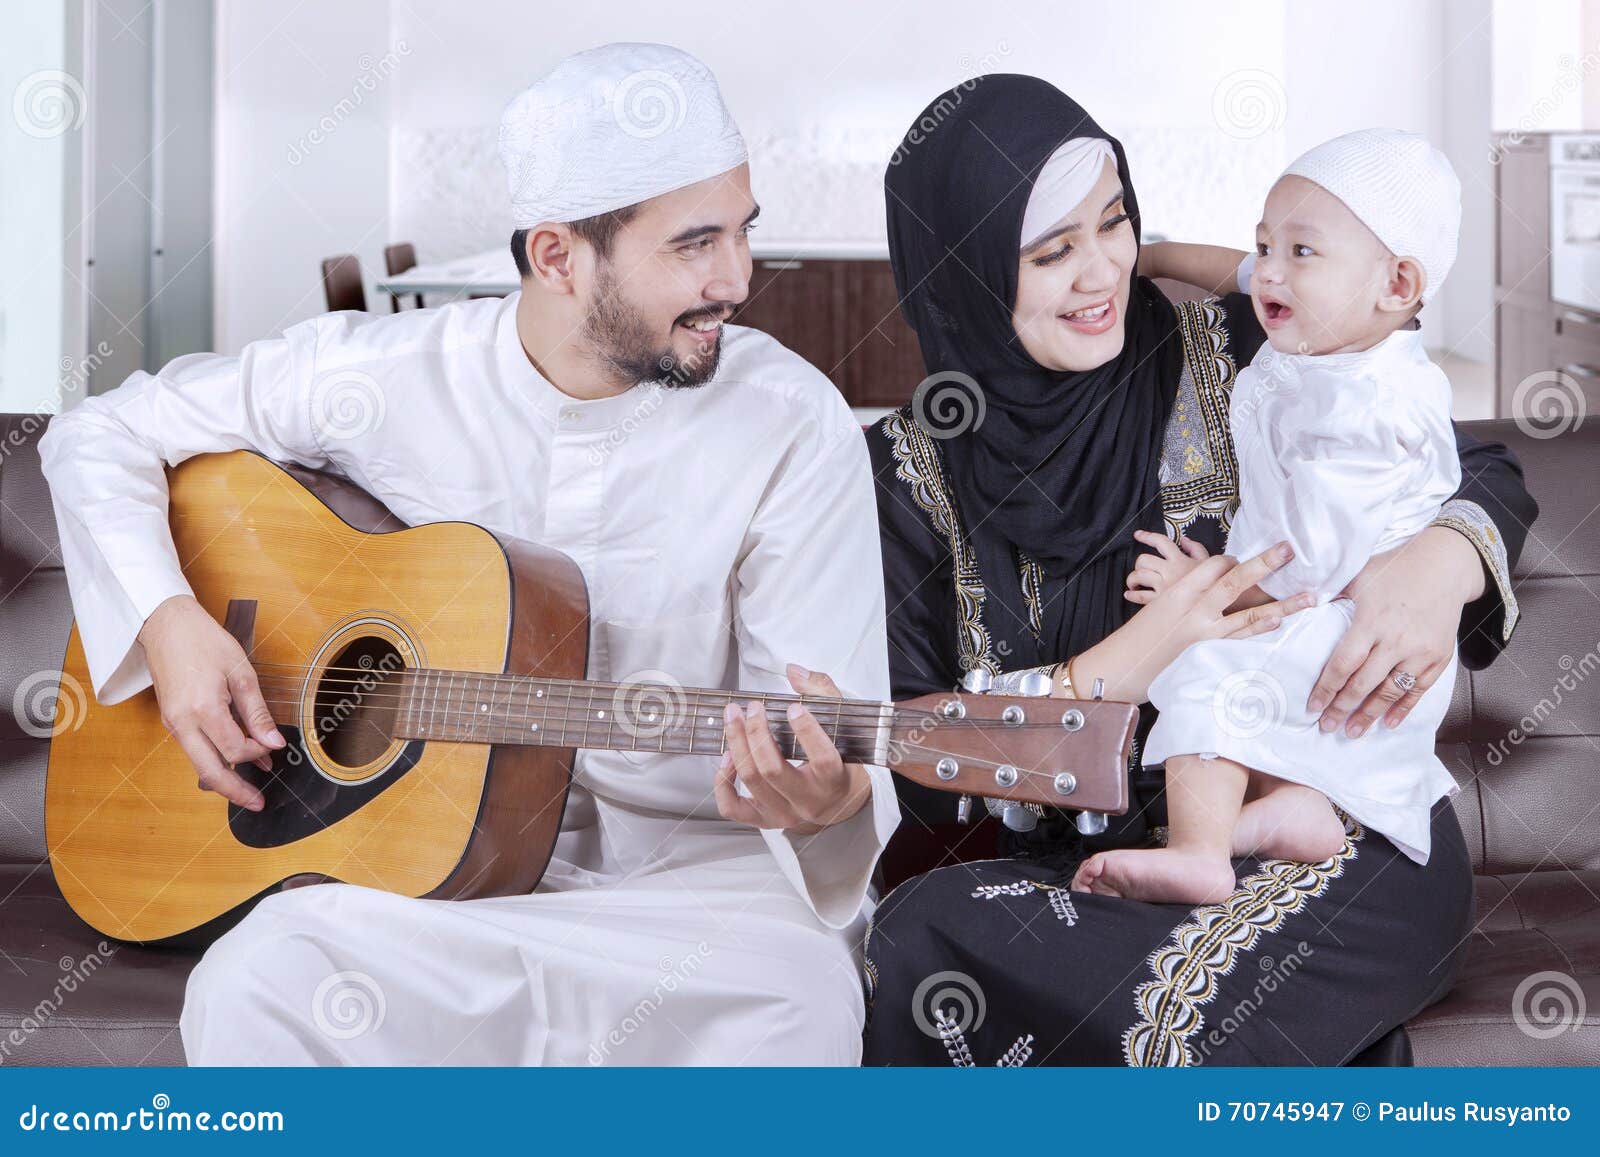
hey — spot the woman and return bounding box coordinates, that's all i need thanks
[863,77,1536,1066]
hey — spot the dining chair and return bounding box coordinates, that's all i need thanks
[320,255,367,313]
[383,243,425,312]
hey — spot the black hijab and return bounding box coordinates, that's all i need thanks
[885,75,1184,670]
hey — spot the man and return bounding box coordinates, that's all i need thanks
[40,42,898,1065]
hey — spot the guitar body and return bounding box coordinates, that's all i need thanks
[45,452,589,943]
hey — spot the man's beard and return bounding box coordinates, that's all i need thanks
[580,265,723,389]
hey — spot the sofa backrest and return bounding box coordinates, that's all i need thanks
[0,415,71,864]
[0,414,1591,875]
[1439,419,1600,876]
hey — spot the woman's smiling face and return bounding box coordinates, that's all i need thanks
[1012,158,1137,372]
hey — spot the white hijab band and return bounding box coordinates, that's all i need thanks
[1019,137,1117,252]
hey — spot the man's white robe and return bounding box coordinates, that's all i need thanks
[39,294,900,1065]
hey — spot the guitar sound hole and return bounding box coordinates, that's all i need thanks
[313,636,404,769]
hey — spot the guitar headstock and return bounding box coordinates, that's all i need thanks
[886,693,1137,815]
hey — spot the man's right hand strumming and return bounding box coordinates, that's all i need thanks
[137,594,284,811]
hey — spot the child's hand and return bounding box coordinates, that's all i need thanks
[1124,528,1210,604]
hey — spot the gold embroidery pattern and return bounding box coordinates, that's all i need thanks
[1432,498,1520,643]
[1159,299,1242,541]
[1120,819,1363,1067]
[881,296,1243,672]
[1019,553,1045,638]
[881,410,998,673]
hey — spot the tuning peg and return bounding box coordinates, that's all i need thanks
[960,668,993,693]
[1000,802,1038,832]
[956,794,973,825]
[1075,810,1108,835]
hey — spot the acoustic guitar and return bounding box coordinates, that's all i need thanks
[45,452,1137,942]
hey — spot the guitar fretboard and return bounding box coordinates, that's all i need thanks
[390,668,893,764]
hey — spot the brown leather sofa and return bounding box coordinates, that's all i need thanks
[0,413,1594,1066]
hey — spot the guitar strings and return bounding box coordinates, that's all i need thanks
[228,667,1118,785]
[225,694,1104,787]
[245,661,893,711]
[250,670,927,724]
[223,721,1089,786]
[246,682,1085,733]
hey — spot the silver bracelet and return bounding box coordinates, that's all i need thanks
[988,663,1057,697]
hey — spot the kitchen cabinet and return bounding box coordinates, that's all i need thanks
[1494,135,1551,306]
[730,258,927,407]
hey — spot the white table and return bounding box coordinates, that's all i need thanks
[371,239,891,299]
[373,247,519,297]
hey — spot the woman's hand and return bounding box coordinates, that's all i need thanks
[1126,530,1274,614]
[1306,526,1485,737]
[1075,541,1316,704]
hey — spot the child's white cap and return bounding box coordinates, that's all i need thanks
[1279,128,1461,304]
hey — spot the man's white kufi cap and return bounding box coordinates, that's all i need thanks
[498,42,748,227]
[1279,128,1461,303]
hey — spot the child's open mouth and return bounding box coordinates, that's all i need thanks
[1262,298,1294,328]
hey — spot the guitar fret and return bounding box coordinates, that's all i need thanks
[435,670,444,741]
[453,672,466,742]
[398,668,906,769]
[446,671,457,742]
[393,668,406,742]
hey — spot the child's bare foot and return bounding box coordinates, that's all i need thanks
[1071,848,1238,904]
[1233,787,1346,862]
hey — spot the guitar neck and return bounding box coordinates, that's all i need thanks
[391,668,893,764]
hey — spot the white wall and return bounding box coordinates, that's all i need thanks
[1443,1,1496,365]
[0,2,76,412]
[213,0,1483,356]
[213,0,395,353]
[1492,0,1585,132]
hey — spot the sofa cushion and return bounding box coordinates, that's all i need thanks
[0,864,193,1066]
[1408,871,1600,1065]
